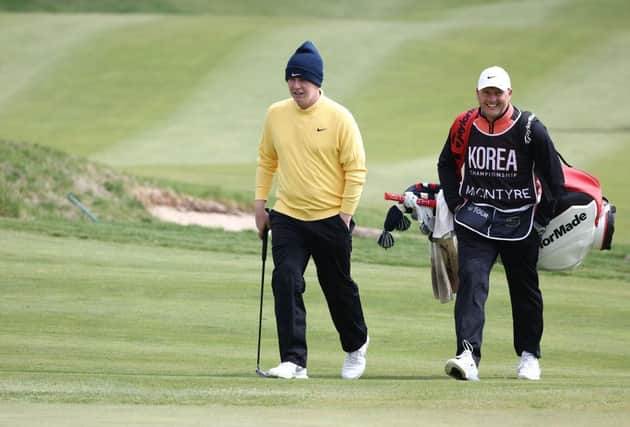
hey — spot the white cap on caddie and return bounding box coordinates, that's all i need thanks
[477,66,511,91]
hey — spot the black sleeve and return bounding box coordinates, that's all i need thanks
[437,135,464,213]
[531,119,565,224]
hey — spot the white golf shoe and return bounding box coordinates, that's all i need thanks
[445,342,479,381]
[342,336,369,379]
[517,351,541,380]
[267,361,308,379]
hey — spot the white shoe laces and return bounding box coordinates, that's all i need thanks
[461,339,474,356]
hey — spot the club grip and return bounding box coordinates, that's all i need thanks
[384,192,437,208]
[384,192,405,203]
[262,229,269,261]
[261,207,270,261]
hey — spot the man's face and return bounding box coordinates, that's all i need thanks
[288,77,320,109]
[477,87,512,122]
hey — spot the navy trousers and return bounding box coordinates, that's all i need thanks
[454,225,543,365]
[269,210,368,368]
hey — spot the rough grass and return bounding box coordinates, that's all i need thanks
[0,139,152,221]
[0,139,255,222]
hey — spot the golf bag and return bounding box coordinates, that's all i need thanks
[537,161,615,270]
[379,183,459,303]
[378,164,616,298]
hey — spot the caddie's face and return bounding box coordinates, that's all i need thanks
[288,77,320,109]
[477,87,512,122]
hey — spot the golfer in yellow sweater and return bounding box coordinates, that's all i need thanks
[255,41,369,380]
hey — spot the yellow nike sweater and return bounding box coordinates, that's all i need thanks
[255,94,367,221]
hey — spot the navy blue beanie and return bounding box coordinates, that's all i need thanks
[285,41,323,87]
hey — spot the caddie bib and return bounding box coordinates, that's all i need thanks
[454,107,537,240]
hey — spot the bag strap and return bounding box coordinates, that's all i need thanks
[449,108,479,180]
[556,149,573,168]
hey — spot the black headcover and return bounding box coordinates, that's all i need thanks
[377,230,395,249]
[383,205,411,232]
[377,205,413,249]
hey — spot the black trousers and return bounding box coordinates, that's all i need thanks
[454,225,543,365]
[269,210,368,368]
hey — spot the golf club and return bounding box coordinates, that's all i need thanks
[255,224,271,378]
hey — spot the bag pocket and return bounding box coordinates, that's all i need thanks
[489,207,534,240]
[454,201,492,233]
[455,201,534,240]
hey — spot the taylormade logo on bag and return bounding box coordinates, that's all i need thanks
[540,212,588,248]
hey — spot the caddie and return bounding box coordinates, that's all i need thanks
[437,66,565,381]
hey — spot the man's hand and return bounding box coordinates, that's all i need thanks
[533,221,546,240]
[339,212,352,230]
[255,200,270,239]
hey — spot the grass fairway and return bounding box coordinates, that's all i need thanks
[1,222,629,426]
[0,0,628,240]
[1,1,629,425]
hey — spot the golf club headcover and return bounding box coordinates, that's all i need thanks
[377,230,395,249]
[397,213,411,231]
[383,205,410,231]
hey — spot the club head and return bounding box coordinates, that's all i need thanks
[256,368,271,378]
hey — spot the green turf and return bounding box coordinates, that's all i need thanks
[0,0,497,19]
[0,222,629,426]
[0,1,629,424]
[0,0,628,240]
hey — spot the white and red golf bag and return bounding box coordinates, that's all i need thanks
[379,163,616,273]
[537,163,615,270]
